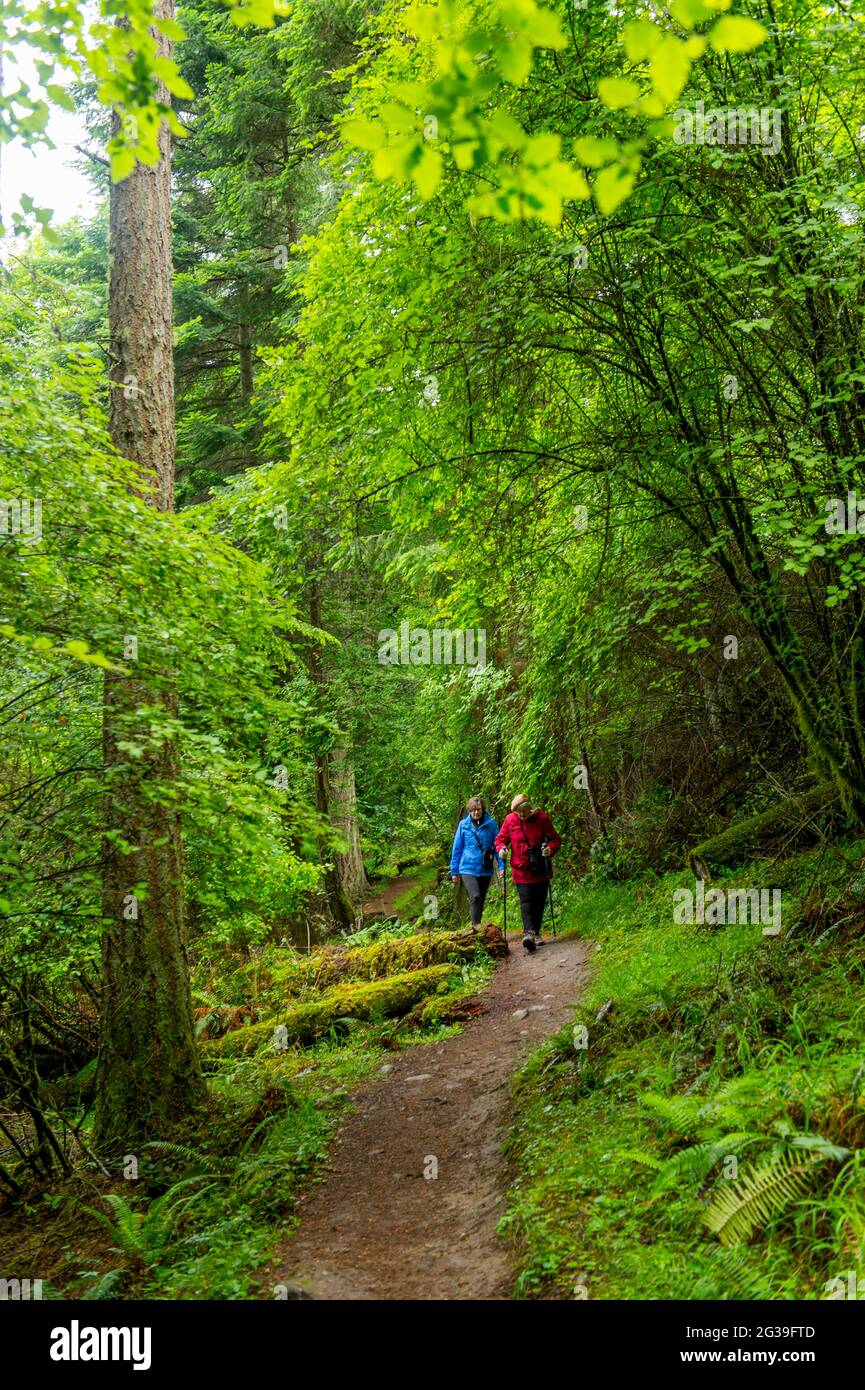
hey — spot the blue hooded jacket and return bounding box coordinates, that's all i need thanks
[450,812,503,878]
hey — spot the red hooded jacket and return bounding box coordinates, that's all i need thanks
[495,809,562,884]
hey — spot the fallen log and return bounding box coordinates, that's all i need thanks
[202,963,459,1057]
[686,784,839,875]
[400,993,488,1030]
[265,926,498,1000]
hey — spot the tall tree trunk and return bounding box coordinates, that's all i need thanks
[313,750,355,931]
[93,1,205,1148]
[239,283,254,402]
[566,686,605,838]
[308,578,356,930]
[329,745,368,900]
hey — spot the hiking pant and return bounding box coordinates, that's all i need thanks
[516,880,549,935]
[461,873,492,926]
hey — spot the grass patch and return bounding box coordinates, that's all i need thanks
[502,840,865,1300]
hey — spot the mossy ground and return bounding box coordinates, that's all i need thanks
[502,840,865,1300]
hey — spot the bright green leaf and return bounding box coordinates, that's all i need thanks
[598,77,641,111]
[650,37,691,104]
[594,163,636,215]
[710,16,769,52]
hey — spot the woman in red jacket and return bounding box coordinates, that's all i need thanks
[495,793,562,952]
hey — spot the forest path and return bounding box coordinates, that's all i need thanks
[360,872,422,919]
[265,933,590,1299]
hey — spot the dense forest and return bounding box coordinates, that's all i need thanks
[2,0,865,1326]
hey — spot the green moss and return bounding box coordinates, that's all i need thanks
[341,929,475,981]
[204,963,459,1057]
[686,784,838,872]
[263,927,483,1001]
[407,993,471,1027]
[398,952,497,1030]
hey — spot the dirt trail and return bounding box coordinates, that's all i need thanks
[267,934,590,1300]
[361,873,420,919]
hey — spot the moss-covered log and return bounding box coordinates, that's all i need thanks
[203,963,459,1056]
[686,784,839,875]
[401,992,488,1030]
[266,927,489,999]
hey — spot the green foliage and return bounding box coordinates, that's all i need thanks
[169,0,370,496]
[703,1152,823,1246]
[502,842,865,1298]
[67,1048,368,1298]
[687,786,840,873]
[39,924,491,1299]
[4,0,865,1311]
[1,0,293,224]
[0,268,323,1000]
[340,0,768,222]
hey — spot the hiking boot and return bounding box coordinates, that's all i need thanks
[522,933,536,953]
[533,933,544,947]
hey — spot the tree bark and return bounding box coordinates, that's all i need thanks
[93,0,205,1148]
[308,579,357,930]
[566,686,605,837]
[239,283,254,402]
[328,745,368,901]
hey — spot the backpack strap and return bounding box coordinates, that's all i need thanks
[468,821,485,851]
[468,817,495,867]
[517,815,535,849]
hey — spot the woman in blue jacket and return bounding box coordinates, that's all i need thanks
[450,796,502,926]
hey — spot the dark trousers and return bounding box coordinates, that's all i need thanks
[461,873,492,925]
[516,880,549,935]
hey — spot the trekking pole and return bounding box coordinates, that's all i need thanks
[502,860,508,942]
[547,873,557,936]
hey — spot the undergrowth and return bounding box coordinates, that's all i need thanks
[4,915,495,1300]
[502,839,865,1300]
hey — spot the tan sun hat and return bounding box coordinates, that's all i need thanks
[510,793,531,812]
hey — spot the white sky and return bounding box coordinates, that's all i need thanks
[1,44,99,237]
[1,113,96,227]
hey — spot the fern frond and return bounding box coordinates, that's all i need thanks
[80,1269,125,1300]
[788,1133,851,1162]
[639,1090,703,1135]
[671,1244,782,1300]
[144,1140,225,1174]
[192,988,220,1007]
[152,1180,223,1233]
[153,1174,228,1219]
[649,1133,757,1195]
[704,1153,822,1247]
[83,1195,149,1258]
[618,1148,664,1171]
